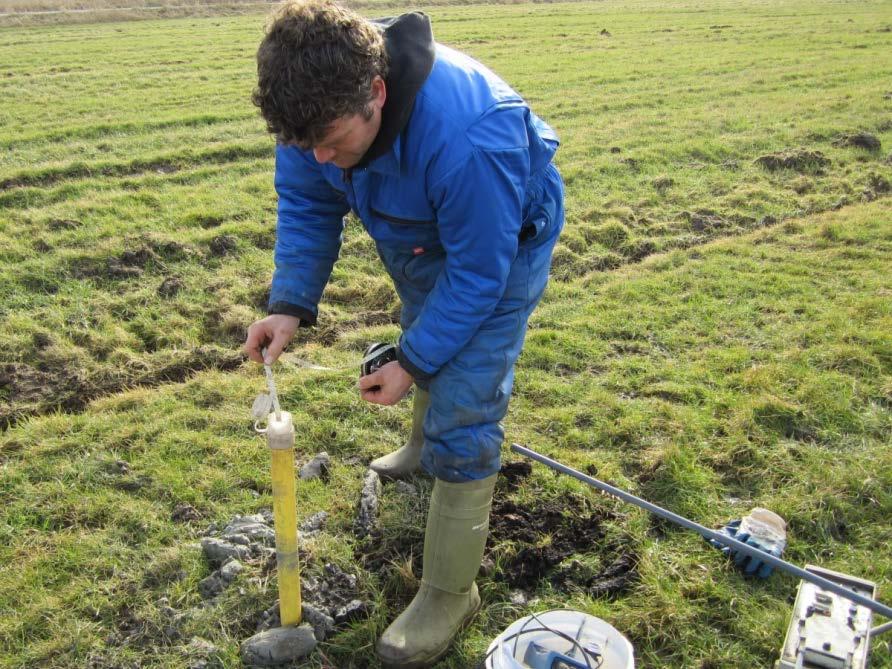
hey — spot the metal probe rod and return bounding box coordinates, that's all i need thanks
[511,443,892,620]
[871,621,892,638]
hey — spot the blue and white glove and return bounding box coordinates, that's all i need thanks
[711,508,787,578]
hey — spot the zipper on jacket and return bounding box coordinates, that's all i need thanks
[370,207,436,226]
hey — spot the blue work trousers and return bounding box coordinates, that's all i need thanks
[376,165,564,482]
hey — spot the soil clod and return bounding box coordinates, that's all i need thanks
[240,625,317,667]
[334,599,368,624]
[47,218,81,230]
[355,469,381,538]
[299,510,328,535]
[653,175,674,190]
[586,553,638,597]
[107,259,144,279]
[488,496,637,597]
[200,513,275,567]
[196,575,224,600]
[509,589,534,606]
[300,603,335,641]
[223,514,276,547]
[201,537,252,565]
[120,247,159,268]
[498,460,532,491]
[867,173,890,195]
[220,559,244,581]
[31,331,53,350]
[299,452,330,481]
[754,149,830,172]
[209,234,238,257]
[186,637,221,669]
[158,276,185,297]
[833,131,881,152]
[198,558,243,599]
[689,212,727,232]
[301,563,368,627]
[394,480,417,496]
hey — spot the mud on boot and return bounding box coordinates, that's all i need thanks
[376,582,480,669]
[376,474,496,668]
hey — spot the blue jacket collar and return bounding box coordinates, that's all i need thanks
[366,132,403,177]
[355,12,434,169]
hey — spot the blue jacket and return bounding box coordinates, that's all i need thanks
[269,13,559,382]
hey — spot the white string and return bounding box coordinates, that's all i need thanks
[280,348,390,373]
[252,347,393,434]
[261,347,281,421]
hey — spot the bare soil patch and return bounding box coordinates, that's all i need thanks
[68,240,192,281]
[208,234,238,257]
[0,146,270,192]
[47,218,82,230]
[357,462,638,600]
[755,149,830,172]
[0,345,243,429]
[157,275,185,297]
[833,131,882,152]
[489,496,636,597]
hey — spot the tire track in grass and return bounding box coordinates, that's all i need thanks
[0,113,255,150]
[548,191,890,285]
[0,142,273,193]
[0,160,272,212]
[0,345,245,431]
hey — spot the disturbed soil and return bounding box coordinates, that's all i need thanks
[832,131,882,152]
[358,462,638,599]
[489,495,637,597]
[0,345,244,429]
[754,148,830,172]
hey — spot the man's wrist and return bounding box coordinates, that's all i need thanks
[268,301,316,326]
[395,344,433,383]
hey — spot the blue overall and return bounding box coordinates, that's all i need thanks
[269,42,565,482]
[378,165,563,482]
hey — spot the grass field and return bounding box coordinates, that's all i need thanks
[1,0,891,667]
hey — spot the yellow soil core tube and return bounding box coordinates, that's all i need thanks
[266,410,302,626]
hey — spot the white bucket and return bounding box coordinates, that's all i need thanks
[485,610,634,669]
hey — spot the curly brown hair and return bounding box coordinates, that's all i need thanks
[252,0,388,147]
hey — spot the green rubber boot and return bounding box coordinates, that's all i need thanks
[376,474,497,668]
[370,389,429,479]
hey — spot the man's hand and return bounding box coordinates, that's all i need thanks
[244,314,300,364]
[359,360,414,405]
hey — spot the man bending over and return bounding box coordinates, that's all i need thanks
[244,2,564,665]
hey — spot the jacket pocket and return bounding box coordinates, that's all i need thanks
[371,208,435,226]
[403,246,445,286]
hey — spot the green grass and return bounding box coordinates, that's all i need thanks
[1,0,891,667]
